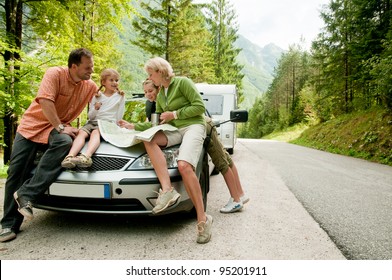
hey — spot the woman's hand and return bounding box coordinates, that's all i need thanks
[117,119,134,130]
[160,111,176,124]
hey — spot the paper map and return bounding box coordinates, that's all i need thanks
[98,120,178,148]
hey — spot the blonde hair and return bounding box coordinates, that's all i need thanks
[143,78,159,90]
[96,68,124,97]
[144,57,175,80]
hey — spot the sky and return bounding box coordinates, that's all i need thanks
[195,0,331,50]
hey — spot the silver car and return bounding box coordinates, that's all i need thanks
[34,140,210,215]
[33,92,247,216]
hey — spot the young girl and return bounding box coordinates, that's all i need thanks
[61,68,125,168]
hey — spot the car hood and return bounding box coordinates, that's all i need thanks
[84,141,147,158]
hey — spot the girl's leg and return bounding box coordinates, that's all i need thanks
[67,130,89,157]
[84,129,101,157]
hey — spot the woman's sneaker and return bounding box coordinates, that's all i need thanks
[152,188,181,214]
[220,198,243,213]
[197,214,213,244]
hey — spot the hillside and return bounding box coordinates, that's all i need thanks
[268,108,392,166]
[235,36,283,109]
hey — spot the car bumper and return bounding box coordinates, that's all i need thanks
[33,168,193,215]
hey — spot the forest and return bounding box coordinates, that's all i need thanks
[0,0,243,165]
[241,0,392,138]
[1,0,392,166]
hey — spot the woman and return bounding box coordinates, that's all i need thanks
[140,79,249,214]
[143,57,212,244]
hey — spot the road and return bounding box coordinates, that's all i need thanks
[1,138,371,260]
[240,139,392,260]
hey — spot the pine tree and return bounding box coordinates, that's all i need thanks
[132,0,215,82]
[205,0,244,101]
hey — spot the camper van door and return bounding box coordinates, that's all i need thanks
[196,84,237,154]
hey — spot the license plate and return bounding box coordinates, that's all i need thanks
[49,183,111,199]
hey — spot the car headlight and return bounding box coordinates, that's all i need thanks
[127,146,179,170]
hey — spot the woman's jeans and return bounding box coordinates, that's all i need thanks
[1,130,72,232]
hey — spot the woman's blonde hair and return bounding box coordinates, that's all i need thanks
[144,57,175,80]
[96,68,124,97]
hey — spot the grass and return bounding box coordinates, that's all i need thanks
[0,156,7,178]
[0,167,7,178]
[264,108,392,166]
[262,123,310,142]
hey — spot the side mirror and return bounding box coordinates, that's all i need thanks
[230,110,248,123]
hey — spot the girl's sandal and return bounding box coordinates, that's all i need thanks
[75,153,93,168]
[61,155,76,169]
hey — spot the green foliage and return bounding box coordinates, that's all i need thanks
[0,165,7,179]
[206,0,244,98]
[367,38,392,108]
[240,45,312,138]
[124,99,147,123]
[241,0,392,144]
[291,108,392,166]
[131,0,217,83]
[169,4,216,83]
[311,0,392,117]
[0,0,136,163]
[131,0,243,87]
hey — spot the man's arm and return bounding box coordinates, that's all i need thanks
[40,98,78,138]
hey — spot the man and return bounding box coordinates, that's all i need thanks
[0,48,98,242]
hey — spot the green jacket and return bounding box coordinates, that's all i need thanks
[157,76,205,128]
[135,76,205,131]
[134,121,152,131]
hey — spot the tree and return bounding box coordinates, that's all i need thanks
[311,0,392,118]
[0,0,134,164]
[205,0,244,101]
[132,0,215,82]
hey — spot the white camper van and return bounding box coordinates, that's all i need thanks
[196,83,237,154]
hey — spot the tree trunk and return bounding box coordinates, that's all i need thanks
[2,0,23,165]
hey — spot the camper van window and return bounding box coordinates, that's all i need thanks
[203,95,224,115]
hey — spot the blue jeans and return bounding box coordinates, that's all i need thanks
[1,130,72,232]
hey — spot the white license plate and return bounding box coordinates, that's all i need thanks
[49,183,111,199]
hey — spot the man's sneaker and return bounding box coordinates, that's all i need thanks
[13,192,34,221]
[197,214,213,244]
[220,198,243,213]
[0,228,16,242]
[241,194,250,204]
[152,188,181,214]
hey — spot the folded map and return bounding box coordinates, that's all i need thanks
[98,120,178,148]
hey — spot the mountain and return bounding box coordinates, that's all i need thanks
[235,35,284,109]
[118,21,283,110]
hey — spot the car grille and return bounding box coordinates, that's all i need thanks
[75,156,131,172]
[35,196,147,212]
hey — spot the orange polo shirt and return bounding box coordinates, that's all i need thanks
[17,66,98,144]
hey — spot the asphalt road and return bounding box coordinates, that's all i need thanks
[0,139,345,260]
[241,139,392,260]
